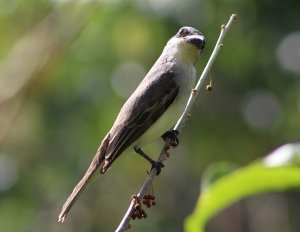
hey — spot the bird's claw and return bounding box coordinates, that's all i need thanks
[162,130,179,147]
[151,161,165,175]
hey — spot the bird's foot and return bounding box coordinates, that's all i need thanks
[150,161,164,175]
[134,147,164,175]
[162,130,179,147]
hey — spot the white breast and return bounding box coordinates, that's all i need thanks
[134,61,196,147]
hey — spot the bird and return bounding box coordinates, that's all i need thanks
[58,26,205,222]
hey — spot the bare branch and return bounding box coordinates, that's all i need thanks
[174,13,237,131]
[115,14,237,232]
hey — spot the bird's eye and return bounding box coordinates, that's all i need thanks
[177,28,189,37]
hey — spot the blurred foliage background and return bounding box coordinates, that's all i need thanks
[0,0,300,231]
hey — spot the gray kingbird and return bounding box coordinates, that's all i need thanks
[58,26,205,222]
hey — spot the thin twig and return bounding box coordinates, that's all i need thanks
[174,13,237,131]
[115,14,237,232]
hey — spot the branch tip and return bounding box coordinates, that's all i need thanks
[231,14,237,21]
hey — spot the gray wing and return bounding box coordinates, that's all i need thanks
[101,67,179,171]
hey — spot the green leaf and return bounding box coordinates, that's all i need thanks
[201,162,240,190]
[184,143,300,232]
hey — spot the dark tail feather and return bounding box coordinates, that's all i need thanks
[58,134,110,223]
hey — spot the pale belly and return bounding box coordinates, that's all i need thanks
[134,65,195,147]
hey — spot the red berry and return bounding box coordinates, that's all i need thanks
[142,199,148,205]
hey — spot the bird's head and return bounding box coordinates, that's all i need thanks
[165,26,205,65]
[175,26,206,50]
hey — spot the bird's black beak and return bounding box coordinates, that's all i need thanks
[185,35,206,50]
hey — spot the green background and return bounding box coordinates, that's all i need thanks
[0,0,299,231]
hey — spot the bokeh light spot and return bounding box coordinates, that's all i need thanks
[242,90,281,130]
[277,31,300,73]
[111,61,145,99]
